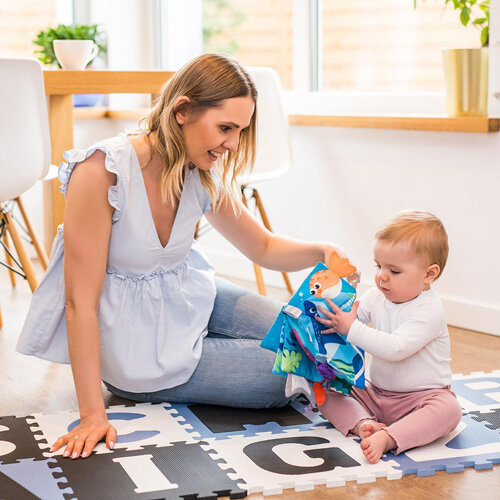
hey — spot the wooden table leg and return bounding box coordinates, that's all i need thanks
[44,94,73,253]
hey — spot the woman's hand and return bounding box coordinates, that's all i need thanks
[317,298,360,336]
[322,243,348,261]
[322,244,361,288]
[50,411,117,459]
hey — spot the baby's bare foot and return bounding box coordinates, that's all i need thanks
[359,421,387,439]
[351,419,386,439]
[360,429,396,464]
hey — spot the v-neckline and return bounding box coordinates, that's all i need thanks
[126,135,187,251]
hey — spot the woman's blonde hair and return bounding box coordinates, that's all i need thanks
[138,52,258,213]
[375,210,449,279]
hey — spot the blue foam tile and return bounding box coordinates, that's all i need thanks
[446,413,500,450]
[382,452,500,477]
[445,464,465,473]
[417,468,437,477]
[0,458,66,499]
[471,459,494,470]
[452,376,500,408]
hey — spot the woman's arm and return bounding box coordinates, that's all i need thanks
[50,151,117,459]
[206,199,346,272]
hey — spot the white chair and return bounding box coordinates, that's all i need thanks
[196,67,293,296]
[0,58,52,329]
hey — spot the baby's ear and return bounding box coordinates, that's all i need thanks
[425,264,440,283]
[328,252,357,277]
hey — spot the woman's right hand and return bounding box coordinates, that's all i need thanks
[50,411,117,459]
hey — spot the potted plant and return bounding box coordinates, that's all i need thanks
[415,1,489,116]
[33,24,107,107]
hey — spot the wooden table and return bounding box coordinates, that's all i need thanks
[42,69,175,251]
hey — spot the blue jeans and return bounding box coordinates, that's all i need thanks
[105,277,291,408]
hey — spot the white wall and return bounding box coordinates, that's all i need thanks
[200,125,500,337]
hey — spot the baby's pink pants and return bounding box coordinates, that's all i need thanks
[319,381,462,454]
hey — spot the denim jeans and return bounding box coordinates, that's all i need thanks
[105,276,292,408]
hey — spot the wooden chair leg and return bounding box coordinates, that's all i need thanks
[241,190,267,296]
[2,211,38,292]
[2,232,17,287]
[252,188,294,295]
[15,197,49,270]
[251,262,266,296]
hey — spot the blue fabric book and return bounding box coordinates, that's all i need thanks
[261,261,365,395]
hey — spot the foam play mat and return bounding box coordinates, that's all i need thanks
[1,371,499,499]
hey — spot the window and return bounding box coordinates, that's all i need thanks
[0,0,65,59]
[197,0,483,94]
[202,0,294,89]
[321,0,481,92]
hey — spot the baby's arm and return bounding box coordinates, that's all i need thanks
[317,301,443,362]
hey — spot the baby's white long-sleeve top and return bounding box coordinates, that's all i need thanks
[347,287,452,392]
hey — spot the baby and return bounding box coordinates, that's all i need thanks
[316,210,462,463]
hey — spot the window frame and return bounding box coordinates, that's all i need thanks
[74,0,500,117]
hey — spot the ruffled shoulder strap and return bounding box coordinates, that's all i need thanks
[192,167,221,214]
[58,135,127,223]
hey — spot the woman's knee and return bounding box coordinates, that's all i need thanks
[258,378,293,408]
[234,293,282,340]
[211,277,283,340]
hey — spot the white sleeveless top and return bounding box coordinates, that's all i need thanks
[16,134,217,392]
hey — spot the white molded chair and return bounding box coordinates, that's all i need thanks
[0,57,52,329]
[196,66,293,296]
[240,66,293,296]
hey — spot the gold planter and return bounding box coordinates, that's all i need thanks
[442,48,489,116]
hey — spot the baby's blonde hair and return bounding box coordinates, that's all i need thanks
[375,210,449,279]
[138,53,258,213]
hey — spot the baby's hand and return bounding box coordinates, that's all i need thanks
[316,298,359,336]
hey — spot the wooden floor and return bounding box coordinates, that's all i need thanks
[1,262,499,500]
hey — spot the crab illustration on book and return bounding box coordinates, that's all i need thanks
[261,252,366,404]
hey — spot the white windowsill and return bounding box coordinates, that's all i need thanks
[283,90,448,116]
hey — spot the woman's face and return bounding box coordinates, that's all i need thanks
[176,96,255,170]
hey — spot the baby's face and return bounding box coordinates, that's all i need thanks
[373,239,431,304]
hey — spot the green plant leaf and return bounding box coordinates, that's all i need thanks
[460,7,470,26]
[481,26,489,46]
[413,0,488,47]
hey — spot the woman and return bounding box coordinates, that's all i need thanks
[17,53,353,459]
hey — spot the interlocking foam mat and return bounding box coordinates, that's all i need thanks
[1,371,499,499]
